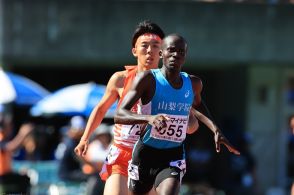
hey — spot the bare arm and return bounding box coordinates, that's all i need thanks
[114,71,169,128]
[190,75,240,155]
[187,111,199,134]
[75,72,122,157]
[188,75,217,133]
[191,108,217,132]
[5,123,34,153]
[114,71,152,124]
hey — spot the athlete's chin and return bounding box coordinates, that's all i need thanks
[144,63,158,69]
[168,62,179,67]
[166,64,180,71]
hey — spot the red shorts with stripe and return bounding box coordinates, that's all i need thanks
[99,144,133,181]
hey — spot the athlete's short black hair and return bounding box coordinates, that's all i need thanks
[132,20,165,48]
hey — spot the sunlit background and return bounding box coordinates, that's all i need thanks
[0,0,294,195]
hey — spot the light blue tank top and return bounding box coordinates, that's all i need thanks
[140,69,194,149]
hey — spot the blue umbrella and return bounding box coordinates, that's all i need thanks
[30,82,117,118]
[0,68,50,105]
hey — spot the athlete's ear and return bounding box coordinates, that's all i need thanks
[159,50,163,58]
[132,47,138,57]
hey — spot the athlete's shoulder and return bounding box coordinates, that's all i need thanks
[136,69,154,80]
[188,74,202,84]
[108,70,127,84]
[105,70,128,93]
[132,70,156,93]
[188,74,203,92]
[111,70,128,80]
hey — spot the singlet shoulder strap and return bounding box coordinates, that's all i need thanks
[117,65,138,107]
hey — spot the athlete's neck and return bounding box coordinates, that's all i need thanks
[137,65,148,73]
[137,64,157,73]
[160,67,182,88]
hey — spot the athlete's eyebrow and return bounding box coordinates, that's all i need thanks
[141,40,161,44]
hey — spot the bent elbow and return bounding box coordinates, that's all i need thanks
[113,116,120,124]
[113,110,124,124]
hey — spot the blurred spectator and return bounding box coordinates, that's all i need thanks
[22,134,37,160]
[184,117,256,195]
[13,123,59,161]
[220,118,257,195]
[184,126,217,194]
[33,125,58,160]
[55,116,88,182]
[13,131,37,161]
[0,106,34,194]
[82,123,113,195]
[227,132,257,195]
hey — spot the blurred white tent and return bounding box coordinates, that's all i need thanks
[30,82,117,118]
[0,67,50,105]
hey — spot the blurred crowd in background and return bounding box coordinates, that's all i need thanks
[1,91,294,195]
[0,104,113,194]
[0,102,287,195]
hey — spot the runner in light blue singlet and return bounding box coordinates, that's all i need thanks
[140,69,194,149]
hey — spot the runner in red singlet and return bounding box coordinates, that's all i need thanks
[75,20,166,195]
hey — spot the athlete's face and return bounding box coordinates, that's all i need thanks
[161,35,187,71]
[132,34,162,71]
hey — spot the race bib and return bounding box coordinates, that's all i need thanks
[105,145,120,164]
[120,124,141,142]
[150,114,187,143]
[170,159,186,172]
[170,159,186,181]
[128,163,139,181]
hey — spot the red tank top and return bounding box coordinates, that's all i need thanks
[113,66,141,149]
